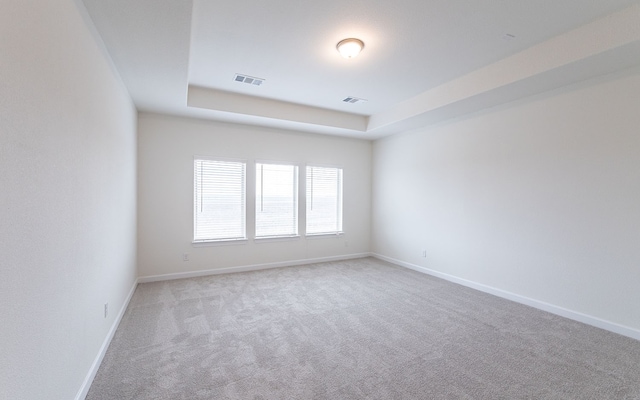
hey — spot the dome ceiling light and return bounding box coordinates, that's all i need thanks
[336,38,364,59]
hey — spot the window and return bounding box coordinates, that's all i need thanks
[194,159,246,242]
[256,163,298,238]
[306,166,343,235]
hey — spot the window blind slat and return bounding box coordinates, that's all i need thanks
[306,166,343,235]
[194,159,246,241]
[255,163,298,238]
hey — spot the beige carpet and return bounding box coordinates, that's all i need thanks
[87,257,640,399]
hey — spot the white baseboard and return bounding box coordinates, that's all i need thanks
[372,253,640,342]
[138,253,372,283]
[75,253,371,398]
[75,278,139,400]
[77,251,638,400]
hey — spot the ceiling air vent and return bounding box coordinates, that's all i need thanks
[343,96,367,104]
[234,74,265,86]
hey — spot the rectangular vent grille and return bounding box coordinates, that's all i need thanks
[343,96,367,104]
[234,74,265,86]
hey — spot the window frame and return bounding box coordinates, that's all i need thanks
[193,156,247,244]
[254,161,300,239]
[305,164,344,237]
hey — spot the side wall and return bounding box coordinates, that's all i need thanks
[137,113,372,278]
[372,69,640,336]
[0,1,138,399]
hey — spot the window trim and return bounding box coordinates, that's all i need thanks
[253,235,301,243]
[305,164,344,236]
[192,156,248,244]
[254,161,300,239]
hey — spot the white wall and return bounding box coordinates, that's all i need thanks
[137,113,371,278]
[0,1,137,399]
[372,69,640,335]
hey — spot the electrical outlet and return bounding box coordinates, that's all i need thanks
[344,241,349,247]
[422,250,427,258]
[104,303,108,318]
[183,253,189,261]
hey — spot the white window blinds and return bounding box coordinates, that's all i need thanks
[194,159,246,241]
[256,163,298,238]
[306,166,343,235]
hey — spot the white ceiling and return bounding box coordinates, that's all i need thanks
[81,0,640,139]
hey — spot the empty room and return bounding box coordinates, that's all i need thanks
[2,0,640,399]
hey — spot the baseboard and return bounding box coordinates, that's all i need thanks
[138,253,372,283]
[75,278,139,400]
[372,253,640,342]
[74,252,371,398]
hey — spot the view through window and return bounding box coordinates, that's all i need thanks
[255,163,298,238]
[193,159,246,241]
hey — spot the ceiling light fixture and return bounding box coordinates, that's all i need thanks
[336,38,364,59]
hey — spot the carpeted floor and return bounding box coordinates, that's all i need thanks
[87,257,640,399]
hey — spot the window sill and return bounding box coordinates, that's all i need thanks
[192,238,248,247]
[305,232,344,239]
[254,235,301,243]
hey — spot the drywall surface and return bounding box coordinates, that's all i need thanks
[0,1,137,399]
[137,113,372,277]
[372,69,640,333]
